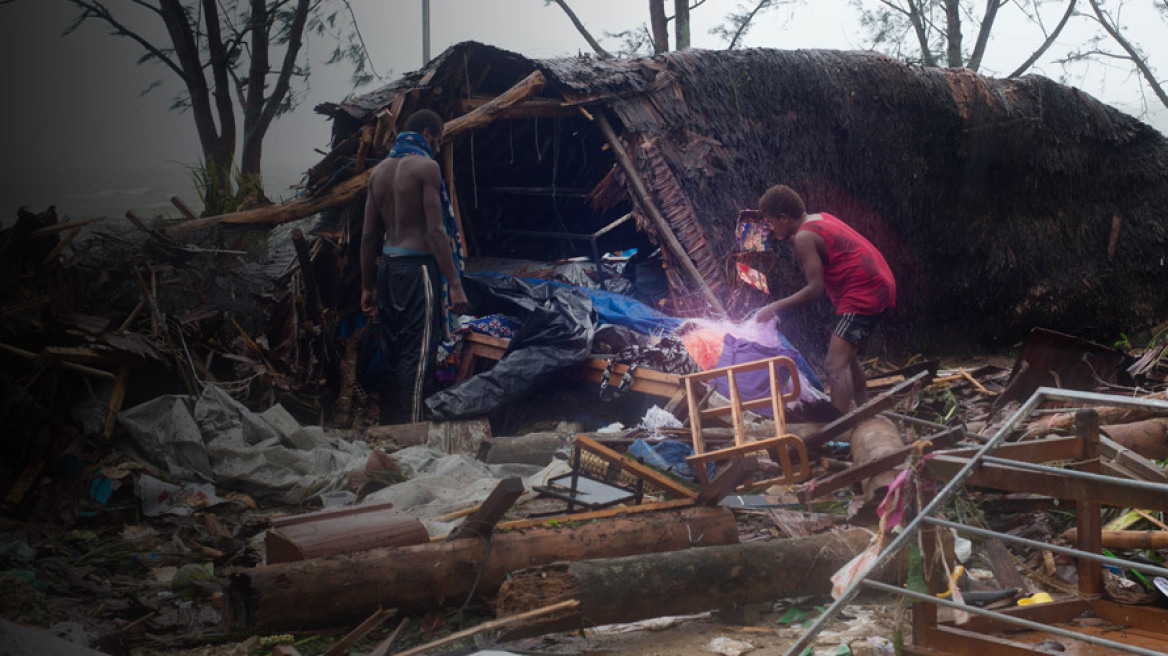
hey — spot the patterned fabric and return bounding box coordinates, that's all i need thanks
[387,131,466,337]
[599,336,701,401]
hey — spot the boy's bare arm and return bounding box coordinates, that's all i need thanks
[759,231,826,320]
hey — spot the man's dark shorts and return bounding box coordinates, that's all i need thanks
[829,312,883,350]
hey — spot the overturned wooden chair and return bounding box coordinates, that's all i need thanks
[683,355,810,488]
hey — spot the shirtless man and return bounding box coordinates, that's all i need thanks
[360,109,468,424]
[754,185,896,413]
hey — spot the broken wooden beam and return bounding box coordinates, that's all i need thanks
[445,477,524,541]
[228,504,736,630]
[441,70,547,143]
[495,528,896,638]
[803,370,931,451]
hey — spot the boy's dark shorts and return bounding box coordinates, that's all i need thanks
[829,312,884,350]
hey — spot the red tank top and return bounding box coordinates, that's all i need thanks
[797,213,896,315]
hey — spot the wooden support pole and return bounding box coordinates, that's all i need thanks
[587,108,725,315]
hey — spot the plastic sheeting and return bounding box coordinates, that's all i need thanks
[710,334,828,417]
[117,384,369,505]
[366,445,566,536]
[426,275,596,420]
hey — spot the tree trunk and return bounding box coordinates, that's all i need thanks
[1100,418,1168,461]
[650,0,669,53]
[673,0,690,49]
[227,504,738,630]
[495,527,899,638]
[944,0,962,67]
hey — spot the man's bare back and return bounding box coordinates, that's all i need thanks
[367,154,441,254]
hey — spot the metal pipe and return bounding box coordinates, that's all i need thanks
[924,517,1168,579]
[863,580,1166,656]
[980,455,1168,493]
[779,387,1050,656]
[1038,386,1168,412]
[421,0,431,64]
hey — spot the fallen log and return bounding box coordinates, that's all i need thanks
[495,527,897,638]
[847,416,904,503]
[1100,418,1168,460]
[1023,391,1168,438]
[227,504,736,630]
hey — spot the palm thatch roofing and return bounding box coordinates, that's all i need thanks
[306,40,1168,353]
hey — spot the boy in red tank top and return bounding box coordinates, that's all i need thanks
[754,185,896,412]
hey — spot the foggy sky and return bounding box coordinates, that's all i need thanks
[2,0,1165,213]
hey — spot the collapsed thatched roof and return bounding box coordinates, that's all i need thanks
[312,41,1168,352]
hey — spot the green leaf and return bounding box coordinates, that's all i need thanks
[777,606,812,625]
[906,541,928,599]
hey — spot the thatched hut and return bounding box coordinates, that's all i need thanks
[227,41,1168,356]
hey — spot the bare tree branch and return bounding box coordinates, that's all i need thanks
[61,0,187,80]
[966,0,1007,71]
[1008,0,1076,77]
[548,0,612,58]
[725,0,774,50]
[1087,0,1168,109]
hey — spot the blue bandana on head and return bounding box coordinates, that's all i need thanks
[388,131,466,338]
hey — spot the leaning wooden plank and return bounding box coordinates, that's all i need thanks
[445,477,524,541]
[495,527,896,639]
[393,600,579,656]
[803,370,932,451]
[798,425,962,502]
[227,503,735,630]
[573,434,698,500]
